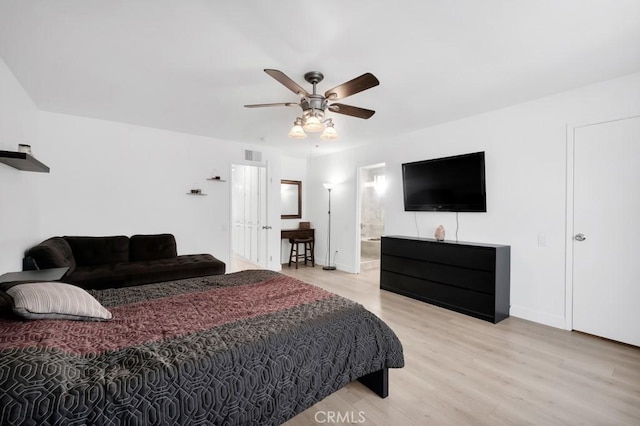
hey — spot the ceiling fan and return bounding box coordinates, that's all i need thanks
[244,69,379,140]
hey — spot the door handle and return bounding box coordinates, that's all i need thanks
[262,226,273,230]
[574,233,586,241]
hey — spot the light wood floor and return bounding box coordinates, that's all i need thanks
[230,258,640,425]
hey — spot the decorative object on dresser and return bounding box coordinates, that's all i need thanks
[434,225,445,241]
[380,235,510,323]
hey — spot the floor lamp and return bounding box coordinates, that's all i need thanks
[322,182,336,270]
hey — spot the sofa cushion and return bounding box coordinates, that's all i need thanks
[114,254,226,287]
[63,264,126,291]
[25,237,76,274]
[130,234,177,261]
[64,236,129,267]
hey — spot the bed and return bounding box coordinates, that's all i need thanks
[0,270,404,425]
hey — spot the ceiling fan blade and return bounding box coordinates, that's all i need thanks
[324,73,379,100]
[264,69,310,97]
[329,103,376,119]
[244,102,299,108]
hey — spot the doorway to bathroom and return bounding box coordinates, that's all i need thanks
[357,163,386,272]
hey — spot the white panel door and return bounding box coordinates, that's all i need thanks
[231,164,269,268]
[573,116,640,346]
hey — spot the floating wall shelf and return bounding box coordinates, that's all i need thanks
[0,150,50,173]
[207,178,227,182]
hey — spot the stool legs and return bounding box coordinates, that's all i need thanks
[288,239,295,268]
[288,238,315,268]
[305,240,315,266]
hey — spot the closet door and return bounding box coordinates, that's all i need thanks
[231,164,268,268]
[573,116,640,346]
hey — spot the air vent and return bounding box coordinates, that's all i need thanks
[244,150,262,162]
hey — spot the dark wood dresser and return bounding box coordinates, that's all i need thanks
[380,235,510,323]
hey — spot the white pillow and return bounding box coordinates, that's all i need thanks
[0,282,112,321]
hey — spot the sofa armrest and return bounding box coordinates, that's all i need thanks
[25,237,77,273]
[22,256,38,271]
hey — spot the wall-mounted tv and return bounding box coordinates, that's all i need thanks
[402,151,486,212]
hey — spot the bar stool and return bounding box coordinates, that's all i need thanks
[288,237,315,269]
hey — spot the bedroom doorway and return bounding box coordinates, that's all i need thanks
[570,115,640,347]
[357,163,386,273]
[231,164,268,269]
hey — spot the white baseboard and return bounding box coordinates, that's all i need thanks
[315,260,358,274]
[509,305,566,329]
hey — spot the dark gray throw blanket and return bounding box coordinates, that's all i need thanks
[0,270,404,425]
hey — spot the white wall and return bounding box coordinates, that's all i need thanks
[0,58,41,272]
[307,72,640,329]
[33,112,285,271]
[0,64,285,274]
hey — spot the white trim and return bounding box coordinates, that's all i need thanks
[335,260,358,274]
[355,162,387,275]
[564,125,575,331]
[510,305,566,329]
[228,160,234,270]
[354,165,362,274]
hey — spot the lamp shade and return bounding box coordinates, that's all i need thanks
[303,115,323,132]
[320,125,338,140]
[323,182,335,190]
[288,118,307,139]
[288,125,306,139]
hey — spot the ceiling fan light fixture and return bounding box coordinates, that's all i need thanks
[288,118,307,139]
[245,69,379,141]
[320,120,338,140]
[303,113,324,132]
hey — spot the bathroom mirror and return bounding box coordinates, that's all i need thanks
[281,180,302,219]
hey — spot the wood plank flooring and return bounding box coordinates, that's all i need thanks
[230,259,640,425]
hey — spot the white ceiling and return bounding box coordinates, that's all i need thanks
[1,1,639,157]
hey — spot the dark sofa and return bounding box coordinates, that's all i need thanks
[24,234,225,290]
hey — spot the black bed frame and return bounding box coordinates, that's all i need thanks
[358,368,388,398]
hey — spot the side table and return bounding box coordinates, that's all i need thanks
[0,267,70,283]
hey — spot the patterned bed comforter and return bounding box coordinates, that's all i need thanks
[0,270,404,425]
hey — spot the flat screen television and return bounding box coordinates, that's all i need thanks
[402,151,486,212]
